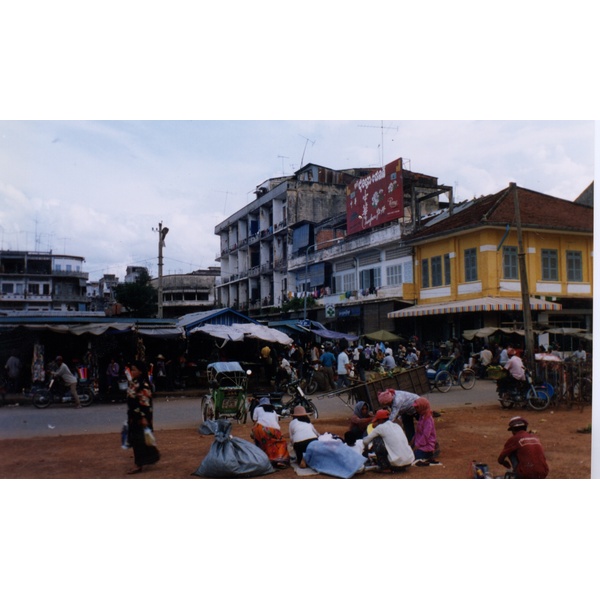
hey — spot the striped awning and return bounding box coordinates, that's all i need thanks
[387,296,562,319]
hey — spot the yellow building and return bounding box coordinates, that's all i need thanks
[388,184,593,348]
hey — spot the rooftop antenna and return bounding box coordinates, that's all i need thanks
[359,120,399,167]
[299,135,316,167]
[58,237,72,253]
[33,216,41,251]
[277,155,289,175]
[216,190,232,213]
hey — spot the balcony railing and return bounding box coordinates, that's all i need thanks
[52,270,89,279]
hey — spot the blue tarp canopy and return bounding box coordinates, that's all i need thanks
[305,320,359,342]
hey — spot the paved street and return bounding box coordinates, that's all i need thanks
[0,379,500,440]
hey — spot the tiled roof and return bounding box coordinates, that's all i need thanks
[407,185,593,243]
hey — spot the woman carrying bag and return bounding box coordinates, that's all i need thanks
[125,360,160,474]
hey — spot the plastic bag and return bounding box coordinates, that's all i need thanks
[144,427,157,447]
[193,420,275,478]
[121,421,130,449]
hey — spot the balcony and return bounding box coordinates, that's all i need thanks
[273,219,287,233]
[52,270,89,279]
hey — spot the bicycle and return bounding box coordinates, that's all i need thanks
[426,357,476,393]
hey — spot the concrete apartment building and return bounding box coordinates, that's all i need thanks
[0,250,89,312]
[215,160,450,335]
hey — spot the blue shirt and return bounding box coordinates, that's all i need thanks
[320,351,336,368]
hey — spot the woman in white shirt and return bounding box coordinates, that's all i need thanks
[288,405,320,466]
[251,397,290,469]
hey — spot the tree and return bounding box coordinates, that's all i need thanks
[114,269,158,317]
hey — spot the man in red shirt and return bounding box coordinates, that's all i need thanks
[498,416,549,479]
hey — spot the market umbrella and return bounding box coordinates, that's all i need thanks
[364,330,404,343]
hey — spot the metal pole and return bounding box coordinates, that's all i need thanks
[158,222,164,318]
[511,183,535,369]
[303,244,311,321]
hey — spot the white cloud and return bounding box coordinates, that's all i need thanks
[0,120,594,281]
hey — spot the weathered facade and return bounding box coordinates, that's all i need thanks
[151,267,220,318]
[0,250,88,312]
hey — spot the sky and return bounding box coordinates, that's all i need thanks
[0,120,594,282]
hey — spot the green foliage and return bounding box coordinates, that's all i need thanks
[281,295,315,313]
[114,269,158,317]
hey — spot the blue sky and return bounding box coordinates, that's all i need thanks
[0,120,594,281]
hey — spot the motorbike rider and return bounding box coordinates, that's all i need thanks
[51,356,82,408]
[497,344,526,397]
[497,416,549,478]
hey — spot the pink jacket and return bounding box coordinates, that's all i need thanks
[413,414,437,452]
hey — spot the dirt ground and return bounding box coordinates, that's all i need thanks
[0,402,592,479]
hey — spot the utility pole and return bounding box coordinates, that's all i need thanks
[511,182,535,369]
[154,222,169,318]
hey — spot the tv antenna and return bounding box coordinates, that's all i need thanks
[277,155,289,174]
[299,135,316,167]
[359,120,399,167]
[57,237,72,253]
[216,190,232,213]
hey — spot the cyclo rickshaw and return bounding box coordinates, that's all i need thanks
[426,355,476,392]
[200,362,251,424]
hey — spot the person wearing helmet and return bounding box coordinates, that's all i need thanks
[497,416,549,479]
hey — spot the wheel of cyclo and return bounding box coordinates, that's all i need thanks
[459,370,476,389]
[435,371,452,392]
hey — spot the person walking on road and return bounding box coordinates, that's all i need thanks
[125,360,160,474]
[319,345,336,391]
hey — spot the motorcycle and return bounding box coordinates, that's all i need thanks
[250,381,319,420]
[496,368,551,411]
[32,376,94,409]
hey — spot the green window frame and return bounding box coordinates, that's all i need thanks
[421,258,430,288]
[464,248,477,282]
[503,246,519,279]
[541,249,558,281]
[566,250,583,282]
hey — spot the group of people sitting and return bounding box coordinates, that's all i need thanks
[249,387,440,477]
[248,384,549,478]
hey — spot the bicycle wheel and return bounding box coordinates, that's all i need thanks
[527,388,550,411]
[459,369,476,390]
[434,371,452,393]
[499,393,514,409]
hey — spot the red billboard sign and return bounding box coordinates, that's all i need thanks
[346,158,404,235]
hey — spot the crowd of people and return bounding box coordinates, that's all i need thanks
[2,329,559,478]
